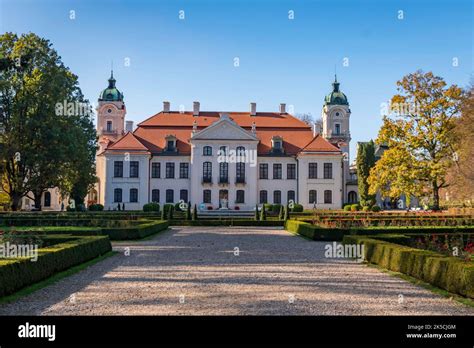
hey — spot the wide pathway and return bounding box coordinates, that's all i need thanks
[0,226,472,315]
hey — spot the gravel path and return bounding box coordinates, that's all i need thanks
[0,226,472,315]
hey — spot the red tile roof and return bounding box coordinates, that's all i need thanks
[104,111,340,155]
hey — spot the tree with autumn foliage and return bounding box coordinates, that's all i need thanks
[368,71,465,210]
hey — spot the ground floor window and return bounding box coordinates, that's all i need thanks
[259,190,268,204]
[44,191,51,207]
[273,190,281,204]
[166,189,174,203]
[180,189,188,203]
[287,190,295,204]
[324,190,332,204]
[236,190,245,203]
[309,190,317,204]
[130,188,138,202]
[348,191,357,203]
[203,189,211,203]
[152,189,160,202]
[114,188,122,203]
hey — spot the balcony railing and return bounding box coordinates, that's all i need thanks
[101,127,119,135]
[235,177,246,184]
[218,176,229,184]
[202,176,212,184]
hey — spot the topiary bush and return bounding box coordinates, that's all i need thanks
[362,206,370,212]
[351,204,361,212]
[264,204,273,212]
[272,204,282,214]
[371,205,381,212]
[344,205,352,212]
[143,202,160,212]
[291,203,304,212]
[88,204,104,211]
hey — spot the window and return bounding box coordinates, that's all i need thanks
[323,163,333,179]
[44,191,51,207]
[166,163,175,178]
[180,163,189,179]
[259,190,268,204]
[335,124,341,135]
[309,163,318,179]
[324,190,332,204]
[203,189,211,203]
[218,146,227,156]
[348,191,357,203]
[287,163,296,179]
[259,163,268,179]
[236,162,245,183]
[309,190,317,204]
[151,163,160,178]
[236,190,245,203]
[114,188,122,203]
[152,189,160,202]
[219,162,228,183]
[106,121,112,131]
[273,163,282,179]
[236,146,246,161]
[287,190,295,204]
[273,190,281,204]
[166,189,174,203]
[203,146,212,156]
[130,188,138,203]
[203,162,212,182]
[114,161,123,177]
[130,161,139,178]
[180,189,188,203]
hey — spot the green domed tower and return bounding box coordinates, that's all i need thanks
[99,71,124,102]
[324,76,348,106]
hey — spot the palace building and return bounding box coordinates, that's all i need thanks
[93,72,356,211]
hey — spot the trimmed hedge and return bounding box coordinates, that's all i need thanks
[169,220,284,227]
[342,235,474,299]
[0,235,112,297]
[285,220,474,241]
[99,220,169,240]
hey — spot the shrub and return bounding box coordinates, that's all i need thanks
[186,202,191,220]
[254,205,260,221]
[371,206,381,212]
[291,204,304,212]
[192,204,198,221]
[260,204,267,221]
[168,205,174,220]
[143,202,160,212]
[272,204,282,214]
[174,202,182,212]
[88,204,104,211]
[100,220,169,240]
[351,204,361,212]
[264,204,273,212]
[362,206,370,212]
[344,205,351,212]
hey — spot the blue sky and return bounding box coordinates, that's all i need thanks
[1,0,472,160]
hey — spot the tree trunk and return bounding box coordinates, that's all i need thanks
[33,190,43,211]
[11,192,22,211]
[432,181,440,211]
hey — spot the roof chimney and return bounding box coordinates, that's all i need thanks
[250,102,257,116]
[163,101,170,112]
[279,103,286,114]
[125,121,134,133]
[193,101,200,116]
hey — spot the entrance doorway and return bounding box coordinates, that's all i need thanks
[219,190,229,209]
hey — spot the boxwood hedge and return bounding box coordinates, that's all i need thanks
[0,235,112,297]
[342,234,474,299]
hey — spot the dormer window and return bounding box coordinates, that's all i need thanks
[271,136,283,153]
[165,135,177,152]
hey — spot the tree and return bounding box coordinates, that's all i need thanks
[186,202,191,220]
[284,204,290,221]
[192,204,198,220]
[0,33,97,210]
[278,205,284,220]
[368,71,464,210]
[444,83,474,203]
[356,141,376,207]
[295,113,314,126]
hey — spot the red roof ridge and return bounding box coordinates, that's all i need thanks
[300,134,341,153]
[106,131,150,152]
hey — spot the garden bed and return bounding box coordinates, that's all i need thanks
[0,234,112,297]
[342,234,474,299]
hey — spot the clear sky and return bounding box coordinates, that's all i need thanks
[1,0,472,160]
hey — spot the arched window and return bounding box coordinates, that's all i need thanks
[152,189,160,202]
[114,188,122,203]
[287,190,295,204]
[166,189,174,203]
[180,189,188,203]
[260,190,268,204]
[309,190,317,204]
[203,161,212,182]
[130,188,138,203]
[348,191,357,203]
[203,146,212,156]
[324,190,332,204]
[44,191,51,207]
[273,190,281,204]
